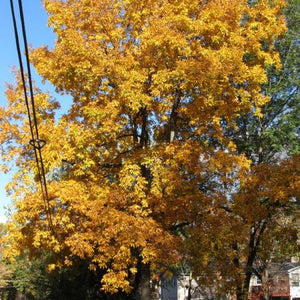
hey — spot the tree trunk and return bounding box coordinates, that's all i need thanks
[140,263,151,300]
[232,242,246,300]
[187,280,192,300]
[236,286,244,300]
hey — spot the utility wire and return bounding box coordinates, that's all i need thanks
[9,0,53,230]
[16,0,51,210]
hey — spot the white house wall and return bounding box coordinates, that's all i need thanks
[289,266,300,299]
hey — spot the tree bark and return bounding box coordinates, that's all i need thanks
[236,286,244,300]
[140,263,151,300]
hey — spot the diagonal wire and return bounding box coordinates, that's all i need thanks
[17,0,51,208]
[9,0,53,230]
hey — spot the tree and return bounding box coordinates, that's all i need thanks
[0,223,13,298]
[8,253,107,300]
[232,0,300,296]
[233,0,300,163]
[0,0,288,298]
[186,0,300,298]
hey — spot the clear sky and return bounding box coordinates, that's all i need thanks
[0,0,56,221]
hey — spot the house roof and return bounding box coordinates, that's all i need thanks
[288,265,300,273]
[269,262,300,274]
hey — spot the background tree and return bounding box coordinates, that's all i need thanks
[187,0,300,298]
[8,254,108,300]
[0,0,289,298]
[0,223,13,299]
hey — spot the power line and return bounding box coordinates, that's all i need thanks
[9,0,53,230]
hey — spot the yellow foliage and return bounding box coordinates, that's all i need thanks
[0,0,288,295]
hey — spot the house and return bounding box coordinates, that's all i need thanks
[158,261,300,300]
[160,275,231,300]
[160,275,212,300]
[250,262,300,300]
[288,265,300,300]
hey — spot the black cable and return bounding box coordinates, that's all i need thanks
[17,0,51,207]
[9,0,35,145]
[17,0,41,141]
[9,0,53,230]
[9,0,45,199]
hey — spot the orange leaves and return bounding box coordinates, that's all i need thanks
[27,0,288,161]
[232,155,300,226]
[0,0,290,295]
[119,163,148,201]
[65,232,95,259]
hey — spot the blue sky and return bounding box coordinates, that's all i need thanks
[0,1,56,221]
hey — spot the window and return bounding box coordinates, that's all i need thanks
[291,273,299,286]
